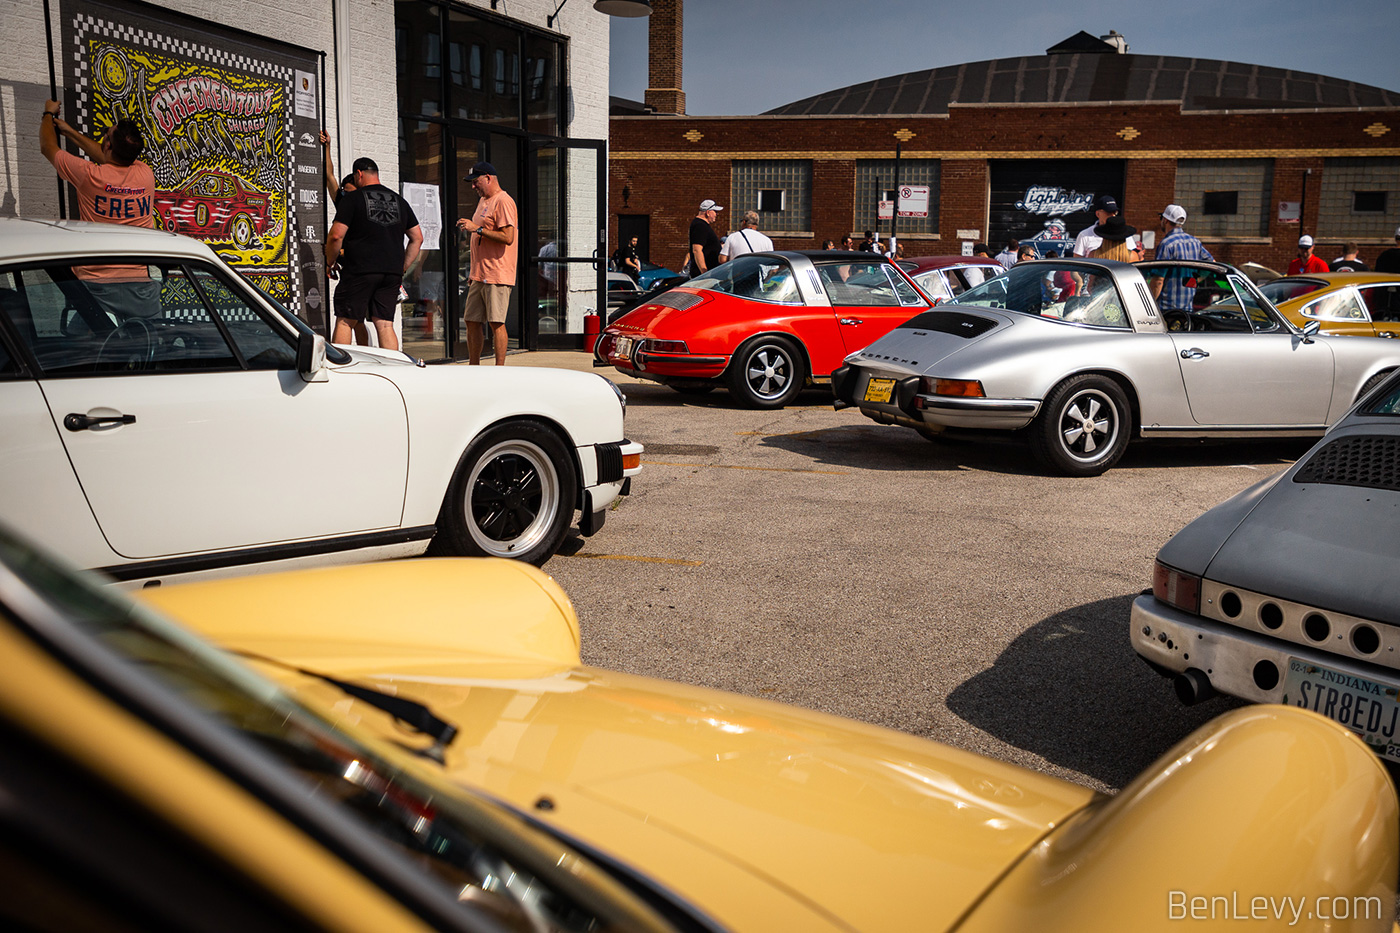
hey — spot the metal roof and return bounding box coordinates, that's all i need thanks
[764,52,1400,116]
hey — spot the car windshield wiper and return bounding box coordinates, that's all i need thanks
[229,649,458,763]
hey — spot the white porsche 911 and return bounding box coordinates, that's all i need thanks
[0,220,640,584]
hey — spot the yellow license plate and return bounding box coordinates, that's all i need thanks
[863,377,896,403]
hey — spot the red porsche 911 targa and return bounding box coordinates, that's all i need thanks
[594,250,934,408]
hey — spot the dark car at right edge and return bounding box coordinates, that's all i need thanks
[1132,369,1400,761]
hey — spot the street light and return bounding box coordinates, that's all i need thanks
[548,0,652,28]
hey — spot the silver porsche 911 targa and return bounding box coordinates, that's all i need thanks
[832,258,1400,476]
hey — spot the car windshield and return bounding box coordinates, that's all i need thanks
[0,528,661,932]
[1259,278,1327,304]
[951,261,1131,329]
[687,254,801,304]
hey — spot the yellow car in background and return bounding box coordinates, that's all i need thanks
[1260,272,1400,337]
[3,526,1397,932]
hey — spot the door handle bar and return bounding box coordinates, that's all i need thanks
[64,413,136,431]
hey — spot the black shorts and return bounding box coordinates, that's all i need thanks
[334,272,402,322]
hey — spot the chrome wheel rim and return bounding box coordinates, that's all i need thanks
[1058,388,1119,463]
[465,440,560,556]
[744,344,793,401]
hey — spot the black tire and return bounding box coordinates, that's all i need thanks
[1030,375,1132,476]
[725,335,806,409]
[1356,370,1392,404]
[435,422,577,566]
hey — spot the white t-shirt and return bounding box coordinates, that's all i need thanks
[720,226,775,260]
[1073,223,1141,257]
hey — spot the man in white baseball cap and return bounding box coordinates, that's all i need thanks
[1147,204,1213,312]
[689,199,724,275]
[1288,234,1328,275]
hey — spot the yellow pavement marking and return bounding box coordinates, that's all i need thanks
[640,460,848,475]
[564,553,703,566]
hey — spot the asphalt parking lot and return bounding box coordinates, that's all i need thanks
[519,351,1314,793]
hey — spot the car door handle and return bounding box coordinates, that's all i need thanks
[64,412,136,431]
[1179,348,1210,360]
[839,318,863,326]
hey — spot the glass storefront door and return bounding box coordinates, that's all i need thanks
[399,119,447,361]
[527,140,606,350]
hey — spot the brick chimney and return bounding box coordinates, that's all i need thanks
[645,0,685,115]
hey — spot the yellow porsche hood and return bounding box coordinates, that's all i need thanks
[144,560,1095,932]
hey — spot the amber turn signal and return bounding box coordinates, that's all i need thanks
[1153,560,1201,614]
[932,378,985,397]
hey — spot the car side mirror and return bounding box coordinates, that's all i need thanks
[298,330,329,381]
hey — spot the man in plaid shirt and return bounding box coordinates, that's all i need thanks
[1148,204,1214,312]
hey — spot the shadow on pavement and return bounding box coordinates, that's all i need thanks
[946,593,1244,789]
[618,383,836,409]
[759,423,1315,477]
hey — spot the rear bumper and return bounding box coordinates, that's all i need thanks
[594,334,728,382]
[1130,594,1400,707]
[833,363,1038,430]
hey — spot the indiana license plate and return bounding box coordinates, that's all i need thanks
[863,377,896,404]
[1283,658,1400,761]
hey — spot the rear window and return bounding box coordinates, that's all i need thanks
[952,262,1131,329]
[686,254,801,304]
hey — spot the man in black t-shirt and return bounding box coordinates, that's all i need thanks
[689,199,723,275]
[325,157,424,352]
[613,235,642,282]
[1330,241,1369,272]
[1377,227,1400,275]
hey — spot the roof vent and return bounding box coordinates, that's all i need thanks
[1100,30,1129,54]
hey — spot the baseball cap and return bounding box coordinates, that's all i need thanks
[464,161,496,180]
[1093,194,1119,214]
[1298,235,1314,247]
[1161,204,1187,225]
[698,199,724,213]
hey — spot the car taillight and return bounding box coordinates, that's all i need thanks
[1153,560,1201,614]
[921,377,985,397]
[644,339,688,354]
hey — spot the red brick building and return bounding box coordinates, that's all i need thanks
[610,23,1400,274]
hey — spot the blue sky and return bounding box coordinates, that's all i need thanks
[609,0,1400,116]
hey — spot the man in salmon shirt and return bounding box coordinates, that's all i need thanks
[40,100,159,318]
[457,161,517,366]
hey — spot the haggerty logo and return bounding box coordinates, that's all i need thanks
[1015,186,1094,216]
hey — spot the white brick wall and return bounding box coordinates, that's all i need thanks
[0,0,611,217]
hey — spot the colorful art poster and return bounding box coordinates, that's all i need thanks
[61,0,325,325]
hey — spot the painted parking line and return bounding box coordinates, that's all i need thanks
[564,553,704,566]
[640,460,849,475]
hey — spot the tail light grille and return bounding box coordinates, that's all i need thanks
[1294,435,1400,491]
[649,291,705,312]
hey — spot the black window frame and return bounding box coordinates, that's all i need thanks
[0,257,307,380]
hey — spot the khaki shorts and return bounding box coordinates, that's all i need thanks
[465,281,512,323]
